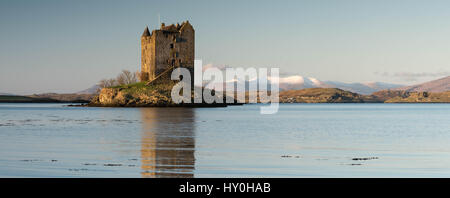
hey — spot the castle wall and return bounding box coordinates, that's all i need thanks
[141,35,156,81]
[178,25,195,69]
[150,35,156,80]
[141,37,150,81]
[154,31,174,75]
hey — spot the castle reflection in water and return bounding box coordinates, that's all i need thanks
[140,108,196,178]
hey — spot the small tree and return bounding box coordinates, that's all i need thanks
[98,78,117,88]
[98,69,140,88]
[107,78,117,87]
[116,70,138,85]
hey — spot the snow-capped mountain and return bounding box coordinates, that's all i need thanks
[203,75,403,95]
[325,81,403,95]
[276,76,332,90]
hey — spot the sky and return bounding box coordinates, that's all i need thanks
[1,0,450,94]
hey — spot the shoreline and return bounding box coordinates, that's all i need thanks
[2,101,450,105]
[73,102,244,108]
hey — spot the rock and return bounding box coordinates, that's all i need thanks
[103,163,123,167]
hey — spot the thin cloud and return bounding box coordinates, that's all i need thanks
[375,71,450,81]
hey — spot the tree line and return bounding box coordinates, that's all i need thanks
[98,70,141,88]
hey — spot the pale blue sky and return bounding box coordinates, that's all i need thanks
[1,0,450,94]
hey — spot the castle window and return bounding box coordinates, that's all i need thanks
[170,44,174,49]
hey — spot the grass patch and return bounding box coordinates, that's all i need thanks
[110,81,148,89]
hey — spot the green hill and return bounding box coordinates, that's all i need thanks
[385,91,450,103]
[279,88,364,103]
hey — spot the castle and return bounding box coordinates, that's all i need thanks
[140,21,195,82]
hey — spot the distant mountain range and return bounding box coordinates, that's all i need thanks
[207,75,404,95]
[323,81,404,95]
[277,76,450,103]
[0,93,14,96]
[277,76,403,95]
[5,75,449,97]
[394,76,450,92]
[79,75,450,95]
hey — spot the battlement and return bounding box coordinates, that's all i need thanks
[141,21,195,82]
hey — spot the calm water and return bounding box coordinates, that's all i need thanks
[0,103,449,177]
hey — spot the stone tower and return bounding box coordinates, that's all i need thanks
[141,21,195,82]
